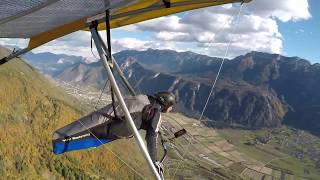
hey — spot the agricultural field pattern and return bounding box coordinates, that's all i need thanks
[56,80,320,180]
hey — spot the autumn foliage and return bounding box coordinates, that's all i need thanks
[0,52,148,179]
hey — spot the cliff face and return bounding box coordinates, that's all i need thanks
[46,49,320,135]
[117,59,285,129]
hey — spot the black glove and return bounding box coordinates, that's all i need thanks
[154,161,164,180]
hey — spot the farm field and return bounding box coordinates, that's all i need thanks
[161,113,320,180]
[56,80,320,180]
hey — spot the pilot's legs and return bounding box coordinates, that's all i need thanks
[52,112,116,154]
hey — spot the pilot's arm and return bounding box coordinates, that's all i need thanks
[145,111,161,163]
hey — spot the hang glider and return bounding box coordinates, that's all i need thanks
[0,0,252,179]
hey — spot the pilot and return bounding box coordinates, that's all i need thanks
[52,91,176,164]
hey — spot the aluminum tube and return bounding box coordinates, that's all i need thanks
[96,33,136,96]
[111,57,136,96]
[0,48,29,65]
[90,27,161,180]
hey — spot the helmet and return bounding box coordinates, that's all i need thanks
[155,91,176,108]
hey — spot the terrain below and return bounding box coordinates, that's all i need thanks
[56,79,320,180]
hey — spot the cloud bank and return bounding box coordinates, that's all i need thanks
[0,0,311,59]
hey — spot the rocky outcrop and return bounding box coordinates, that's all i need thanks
[38,49,320,135]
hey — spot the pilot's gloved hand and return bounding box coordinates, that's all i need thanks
[154,161,164,179]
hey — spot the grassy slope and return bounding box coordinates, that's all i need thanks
[0,50,150,179]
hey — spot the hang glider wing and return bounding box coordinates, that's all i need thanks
[0,0,251,53]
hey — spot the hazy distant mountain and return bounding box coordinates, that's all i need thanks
[118,57,286,129]
[113,49,223,74]
[34,49,320,135]
[53,61,107,89]
[23,52,87,75]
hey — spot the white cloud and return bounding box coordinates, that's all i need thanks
[119,0,310,58]
[111,37,185,52]
[112,38,155,52]
[131,16,186,32]
[0,32,93,57]
[155,31,194,42]
[124,6,284,57]
[0,0,311,59]
[295,29,305,34]
[0,38,28,49]
[31,31,94,57]
[246,0,311,22]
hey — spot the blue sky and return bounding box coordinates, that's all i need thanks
[0,0,318,63]
[279,0,319,62]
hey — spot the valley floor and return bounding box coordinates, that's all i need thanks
[161,113,320,180]
[56,79,320,180]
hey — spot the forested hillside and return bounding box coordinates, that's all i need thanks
[0,48,149,179]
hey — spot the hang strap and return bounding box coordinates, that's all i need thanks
[162,0,171,8]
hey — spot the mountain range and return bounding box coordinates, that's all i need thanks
[25,49,320,136]
[23,52,88,75]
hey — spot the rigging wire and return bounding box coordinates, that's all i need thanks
[77,2,244,179]
[76,70,145,179]
[133,73,142,94]
[84,27,145,179]
[169,3,246,179]
[161,115,196,179]
[167,123,216,179]
[76,79,146,179]
[91,35,100,60]
[105,10,119,119]
[94,80,110,109]
[198,3,245,122]
[167,115,208,179]
[77,120,145,179]
[170,141,192,179]
[167,115,231,180]
[171,139,229,180]
[90,35,111,109]
[80,67,145,178]
[12,38,19,52]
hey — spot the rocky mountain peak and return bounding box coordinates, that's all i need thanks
[26,49,320,136]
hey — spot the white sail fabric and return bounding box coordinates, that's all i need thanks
[0,0,131,38]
